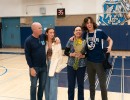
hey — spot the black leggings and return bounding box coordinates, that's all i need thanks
[87,61,108,100]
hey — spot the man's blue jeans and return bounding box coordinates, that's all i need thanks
[30,67,47,100]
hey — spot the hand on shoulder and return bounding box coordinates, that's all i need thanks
[55,37,60,44]
[69,36,75,41]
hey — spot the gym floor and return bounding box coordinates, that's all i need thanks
[0,48,130,100]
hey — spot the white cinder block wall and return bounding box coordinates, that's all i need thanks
[0,0,104,17]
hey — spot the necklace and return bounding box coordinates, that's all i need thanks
[86,30,96,50]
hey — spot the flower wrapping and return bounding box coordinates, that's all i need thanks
[73,39,86,70]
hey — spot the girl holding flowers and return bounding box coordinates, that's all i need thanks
[64,26,87,100]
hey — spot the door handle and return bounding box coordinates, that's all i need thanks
[11,34,14,39]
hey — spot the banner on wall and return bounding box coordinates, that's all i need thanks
[98,0,130,25]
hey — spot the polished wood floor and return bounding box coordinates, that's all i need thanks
[0,48,130,100]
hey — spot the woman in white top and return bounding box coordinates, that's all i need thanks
[45,28,63,100]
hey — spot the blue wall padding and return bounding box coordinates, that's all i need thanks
[98,25,130,50]
[20,25,130,50]
[55,26,75,49]
[20,27,32,48]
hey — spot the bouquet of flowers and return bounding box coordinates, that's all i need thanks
[73,38,86,70]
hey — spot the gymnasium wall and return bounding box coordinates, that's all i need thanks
[1,14,95,48]
[55,14,96,26]
[55,25,130,50]
[1,0,130,50]
[1,15,130,50]
[20,14,96,26]
[0,0,96,17]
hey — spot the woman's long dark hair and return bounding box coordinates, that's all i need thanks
[82,17,97,32]
[45,28,56,42]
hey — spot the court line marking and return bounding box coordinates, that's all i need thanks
[0,66,8,76]
[0,55,20,61]
[0,96,29,100]
[0,71,26,85]
[0,67,29,71]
